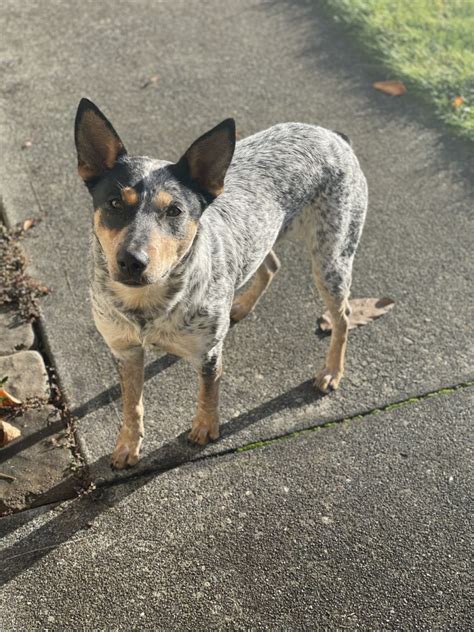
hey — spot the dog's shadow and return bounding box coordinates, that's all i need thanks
[0,354,325,587]
[96,372,323,481]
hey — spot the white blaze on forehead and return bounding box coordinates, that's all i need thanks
[140,158,171,179]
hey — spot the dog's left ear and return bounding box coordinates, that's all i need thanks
[173,119,236,199]
[74,98,127,187]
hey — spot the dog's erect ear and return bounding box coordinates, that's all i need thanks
[173,119,236,198]
[74,98,127,186]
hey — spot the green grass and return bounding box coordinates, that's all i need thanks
[323,0,474,140]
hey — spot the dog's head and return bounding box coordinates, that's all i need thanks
[74,98,235,286]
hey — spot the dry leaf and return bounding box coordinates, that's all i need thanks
[141,74,160,89]
[22,218,37,232]
[317,297,395,332]
[0,472,16,482]
[0,388,22,408]
[373,80,407,96]
[452,96,464,108]
[0,420,22,447]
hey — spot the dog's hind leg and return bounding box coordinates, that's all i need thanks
[313,276,350,393]
[307,196,366,393]
[230,250,280,322]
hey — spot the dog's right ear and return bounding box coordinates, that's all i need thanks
[172,118,236,200]
[74,98,127,188]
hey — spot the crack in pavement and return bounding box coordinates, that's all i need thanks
[47,378,474,499]
[1,378,472,589]
[234,380,474,453]
[2,376,472,518]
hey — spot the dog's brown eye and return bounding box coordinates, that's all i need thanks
[110,198,122,209]
[166,205,182,217]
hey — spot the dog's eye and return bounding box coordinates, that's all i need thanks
[109,198,122,210]
[166,205,182,217]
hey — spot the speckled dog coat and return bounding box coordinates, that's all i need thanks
[75,99,367,468]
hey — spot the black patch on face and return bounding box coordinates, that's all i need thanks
[89,157,208,260]
[157,165,211,219]
[168,161,216,208]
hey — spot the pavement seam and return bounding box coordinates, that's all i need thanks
[3,369,472,517]
[32,318,87,478]
[233,380,474,453]
[86,378,474,496]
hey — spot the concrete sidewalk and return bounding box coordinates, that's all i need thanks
[0,0,473,629]
[0,0,472,482]
[1,390,472,629]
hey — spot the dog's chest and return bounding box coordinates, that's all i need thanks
[142,321,203,361]
[141,314,206,364]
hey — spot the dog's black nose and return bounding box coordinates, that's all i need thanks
[117,249,149,279]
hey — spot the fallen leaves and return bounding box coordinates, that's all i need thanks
[0,382,23,447]
[141,74,160,89]
[0,472,16,482]
[0,222,49,322]
[0,420,21,447]
[317,297,395,333]
[22,218,38,232]
[373,80,407,96]
[0,386,22,408]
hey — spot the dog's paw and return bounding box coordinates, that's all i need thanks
[188,420,220,446]
[110,436,142,470]
[314,367,342,394]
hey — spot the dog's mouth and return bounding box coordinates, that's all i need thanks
[113,268,171,288]
[115,277,152,288]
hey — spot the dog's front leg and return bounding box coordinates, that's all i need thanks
[188,350,222,446]
[111,347,145,469]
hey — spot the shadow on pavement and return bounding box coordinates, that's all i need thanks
[0,375,323,587]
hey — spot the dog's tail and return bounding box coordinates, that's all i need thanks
[333,130,352,146]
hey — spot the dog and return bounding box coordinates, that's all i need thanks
[74,98,367,469]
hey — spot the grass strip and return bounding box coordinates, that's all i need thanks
[323,0,474,140]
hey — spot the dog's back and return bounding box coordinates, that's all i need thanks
[204,123,367,292]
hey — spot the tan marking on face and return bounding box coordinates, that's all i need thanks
[121,186,139,206]
[210,184,224,196]
[93,211,127,276]
[146,219,198,279]
[154,190,173,209]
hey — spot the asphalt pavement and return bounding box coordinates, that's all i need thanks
[0,0,472,629]
[1,389,472,630]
